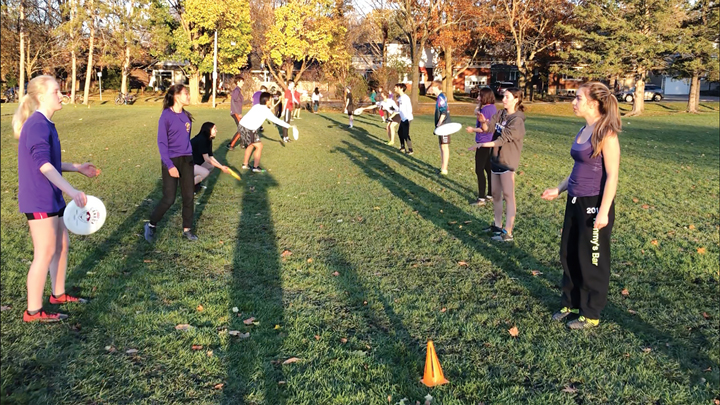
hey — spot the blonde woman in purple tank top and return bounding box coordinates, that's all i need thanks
[541,82,621,330]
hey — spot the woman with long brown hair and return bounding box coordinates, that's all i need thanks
[541,81,621,329]
[144,84,198,242]
[13,75,100,322]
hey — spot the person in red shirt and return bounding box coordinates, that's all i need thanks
[281,81,297,143]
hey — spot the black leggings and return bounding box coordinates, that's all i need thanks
[560,195,615,319]
[150,156,195,229]
[475,147,493,198]
[398,120,412,148]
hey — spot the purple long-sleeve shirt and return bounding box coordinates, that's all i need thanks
[17,111,65,213]
[157,109,192,169]
[230,87,244,115]
[476,104,497,143]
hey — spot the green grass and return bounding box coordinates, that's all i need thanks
[1,102,718,404]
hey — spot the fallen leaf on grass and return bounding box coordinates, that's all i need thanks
[642,347,652,353]
[232,307,239,313]
[228,331,250,339]
[307,258,313,263]
[192,345,203,350]
[126,349,138,355]
[508,326,519,337]
[531,270,543,276]
[278,381,286,385]
[704,367,712,372]
[314,335,321,340]
[281,250,292,258]
[621,289,629,296]
[213,383,224,390]
[641,204,650,209]
[197,305,204,312]
[448,221,457,225]
[363,300,368,305]
[0,305,11,311]
[651,240,658,246]
[689,224,696,230]
[105,345,116,352]
[332,271,340,276]
[175,324,193,331]
[373,206,380,210]
[714,399,720,405]
[632,197,639,203]
[440,307,447,313]
[243,317,256,325]
[340,338,348,344]
[207,350,213,357]
[702,312,711,319]
[697,247,706,254]
[628,309,637,315]
[143,260,153,263]
[282,357,300,365]
[561,385,577,394]
[464,221,471,224]
[457,261,468,267]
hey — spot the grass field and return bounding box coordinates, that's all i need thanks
[1,101,718,404]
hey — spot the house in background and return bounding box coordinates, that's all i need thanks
[148,61,187,91]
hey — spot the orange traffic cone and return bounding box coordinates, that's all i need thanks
[421,340,449,387]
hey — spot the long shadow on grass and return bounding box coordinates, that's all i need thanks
[320,114,476,199]
[333,139,716,386]
[222,171,286,404]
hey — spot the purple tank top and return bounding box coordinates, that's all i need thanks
[568,126,605,197]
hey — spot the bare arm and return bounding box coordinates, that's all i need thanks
[594,135,620,229]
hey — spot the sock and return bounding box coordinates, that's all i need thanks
[148,223,156,228]
[52,293,65,299]
[27,308,41,315]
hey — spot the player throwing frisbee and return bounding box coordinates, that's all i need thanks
[239,91,295,172]
[12,75,101,322]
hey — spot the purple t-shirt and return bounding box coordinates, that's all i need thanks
[568,127,605,197]
[476,104,497,143]
[17,111,65,213]
[252,91,262,106]
[157,109,193,169]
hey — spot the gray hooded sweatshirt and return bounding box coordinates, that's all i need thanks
[487,109,526,172]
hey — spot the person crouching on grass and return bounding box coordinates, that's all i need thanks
[467,88,526,242]
[12,75,101,322]
[239,91,295,172]
[144,84,198,243]
[541,82,621,330]
[191,122,231,193]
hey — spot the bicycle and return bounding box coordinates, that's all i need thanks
[3,88,18,103]
[61,92,82,105]
[115,92,136,105]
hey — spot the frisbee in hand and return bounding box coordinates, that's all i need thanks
[63,195,106,235]
[434,122,463,136]
[292,126,299,140]
[353,108,365,116]
[227,168,242,181]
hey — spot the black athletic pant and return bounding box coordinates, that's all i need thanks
[150,156,195,229]
[398,120,411,149]
[282,108,291,139]
[475,147,492,199]
[560,195,615,319]
[229,114,241,147]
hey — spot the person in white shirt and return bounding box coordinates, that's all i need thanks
[381,97,400,145]
[395,83,414,154]
[239,92,295,172]
[311,87,322,113]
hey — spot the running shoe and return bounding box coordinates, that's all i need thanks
[23,309,68,323]
[407,149,414,155]
[440,169,448,176]
[386,141,394,146]
[226,144,235,151]
[486,195,493,201]
[567,316,599,329]
[144,223,156,243]
[252,166,266,173]
[470,198,486,206]
[482,225,503,234]
[194,183,203,194]
[283,137,290,143]
[491,230,513,242]
[49,293,88,304]
[399,148,406,153]
[552,307,579,321]
[242,164,249,170]
[182,230,199,241]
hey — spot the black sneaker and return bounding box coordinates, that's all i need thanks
[182,230,198,241]
[482,225,503,234]
[470,198,486,206]
[252,166,266,173]
[144,223,156,243]
[407,149,414,155]
[552,307,579,321]
[194,183,203,194]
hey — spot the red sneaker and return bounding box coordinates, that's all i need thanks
[49,293,88,304]
[23,310,68,323]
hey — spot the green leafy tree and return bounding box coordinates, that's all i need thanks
[559,0,685,116]
[160,0,251,104]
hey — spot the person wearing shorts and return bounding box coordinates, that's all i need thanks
[13,75,101,322]
[239,91,294,172]
[381,97,400,145]
[191,122,230,193]
[468,88,526,242]
[542,82,621,330]
[345,86,354,128]
[433,81,451,175]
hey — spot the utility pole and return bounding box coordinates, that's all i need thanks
[212,31,218,108]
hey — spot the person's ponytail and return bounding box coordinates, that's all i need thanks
[580,82,621,158]
[12,75,57,139]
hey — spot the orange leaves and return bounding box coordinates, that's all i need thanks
[508,326,519,337]
[621,288,629,296]
[281,250,292,258]
[332,271,340,276]
[650,239,658,246]
[697,247,706,254]
[191,345,203,350]
[531,270,543,276]
[457,261,468,267]
[197,305,204,312]
[243,317,256,325]
[175,324,193,331]
[641,204,650,209]
[282,357,300,365]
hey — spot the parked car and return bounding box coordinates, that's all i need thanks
[469,85,490,99]
[617,84,664,102]
[490,81,515,98]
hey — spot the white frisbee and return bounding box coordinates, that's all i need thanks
[353,108,364,116]
[434,122,462,136]
[292,126,299,140]
[63,195,106,235]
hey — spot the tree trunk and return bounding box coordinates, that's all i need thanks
[69,0,77,103]
[121,45,130,95]
[189,71,200,105]
[693,77,701,109]
[410,42,420,110]
[19,1,25,97]
[444,46,454,102]
[83,0,95,105]
[687,72,699,113]
[628,70,646,116]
